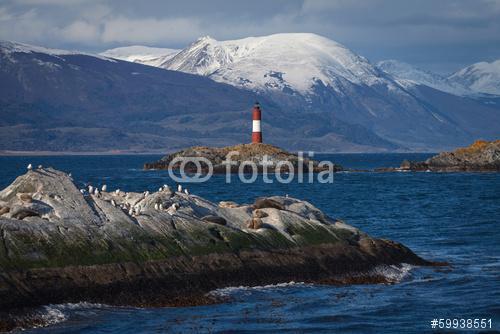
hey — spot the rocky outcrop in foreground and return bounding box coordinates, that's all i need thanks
[0,168,437,329]
[144,143,343,172]
[379,140,500,172]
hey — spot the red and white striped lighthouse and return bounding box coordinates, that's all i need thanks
[251,102,262,143]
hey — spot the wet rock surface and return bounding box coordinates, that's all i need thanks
[0,167,437,329]
[143,143,343,172]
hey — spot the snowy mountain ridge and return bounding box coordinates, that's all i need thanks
[0,40,115,62]
[376,60,470,96]
[144,33,400,94]
[100,45,179,67]
[447,59,500,96]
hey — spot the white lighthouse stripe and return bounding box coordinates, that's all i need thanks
[252,120,261,132]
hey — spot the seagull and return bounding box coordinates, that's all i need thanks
[111,199,116,207]
[154,203,159,210]
[27,164,33,171]
[37,165,43,169]
[128,208,134,216]
[144,191,150,197]
[101,185,107,192]
[94,188,100,196]
[184,188,189,196]
[68,173,72,178]
[159,203,163,210]
[88,185,94,194]
[115,189,120,195]
[177,184,182,192]
[158,187,163,192]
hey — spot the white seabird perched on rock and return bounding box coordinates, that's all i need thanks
[111,199,116,207]
[101,185,107,192]
[94,188,100,196]
[144,191,150,197]
[27,164,33,171]
[177,184,182,192]
[88,185,94,194]
[80,189,86,194]
[154,203,159,210]
[159,203,163,210]
[37,165,43,169]
[158,187,163,192]
[115,189,120,195]
[184,188,189,196]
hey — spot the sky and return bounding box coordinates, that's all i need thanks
[1,0,499,74]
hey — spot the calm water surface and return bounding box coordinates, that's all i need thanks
[0,154,498,333]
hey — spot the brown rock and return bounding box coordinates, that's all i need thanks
[0,207,9,215]
[254,198,284,210]
[16,193,33,203]
[246,217,263,229]
[218,201,239,208]
[253,209,268,218]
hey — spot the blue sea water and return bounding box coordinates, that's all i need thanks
[1,153,499,333]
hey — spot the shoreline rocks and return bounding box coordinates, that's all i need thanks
[0,168,440,331]
[376,140,500,172]
[144,143,343,173]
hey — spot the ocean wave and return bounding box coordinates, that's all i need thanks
[209,281,309,297]
[8,302,111,331]
[370,263,415,283]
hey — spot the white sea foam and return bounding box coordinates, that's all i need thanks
[370,263,415,283]
[209,281,309,297]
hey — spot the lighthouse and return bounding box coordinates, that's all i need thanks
[251,102,262,143]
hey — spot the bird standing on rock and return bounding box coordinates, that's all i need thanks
[177,185,182,192]
[184,189,189,196]
[88,185,94,194]
[154,203,159,210]
[27,164,33,171]
[102,185,107,192]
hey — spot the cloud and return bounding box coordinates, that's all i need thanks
[101,16,202,44]
[60,20,100,43]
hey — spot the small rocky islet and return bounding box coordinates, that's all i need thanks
[0,166,440,331]
[377,140,500,172]
[144,143,343,172]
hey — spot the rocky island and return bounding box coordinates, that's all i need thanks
[0,167,439,330]
[144,143,343,172]
[379,140,500,172]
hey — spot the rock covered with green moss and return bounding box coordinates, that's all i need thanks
[0,167,433,316]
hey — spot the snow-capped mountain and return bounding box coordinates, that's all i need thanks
[448,60,500,96]
[377,59,500,97]
[376,60,469,96]
[162,33,398,94]
[100,45,179,67]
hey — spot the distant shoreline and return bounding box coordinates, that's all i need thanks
[0,150,438,157]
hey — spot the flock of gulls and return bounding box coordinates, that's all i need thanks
[26,163,189,217]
